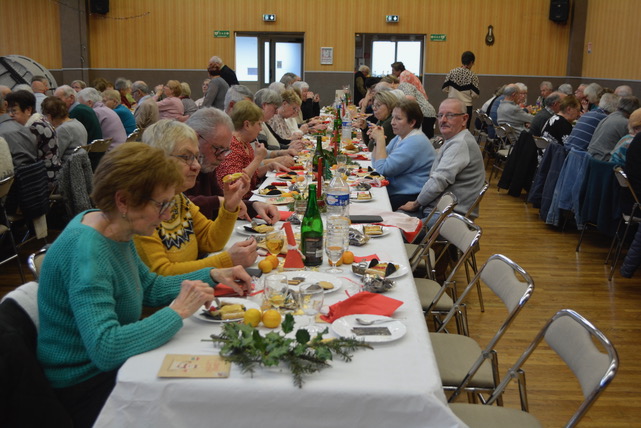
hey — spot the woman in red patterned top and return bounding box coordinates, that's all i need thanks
[215,100,280,198]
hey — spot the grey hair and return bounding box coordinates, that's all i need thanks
[615,85,633,97]
[584,83,603,104]
[13,84,33,93]
[617,96,640,115]
[292,81,309,92]
[557,83,573,95]
[254,88,282,106]
[55,85,75,97]
[503,84,520,97]
[77,87,102,104]
[540,81,553,90]
[515,82,528,92]
[209,56,223,66]
[280,72,298,87]
[141,119,197,154]
[185,107,234,138]
[114,78,131,91]
[180,82,192,97]
[268,82,285,93]
[224,85,253,112]
[358,65,370,74]
[544,92,563,107]
[598,93,620,113]
[71,79,86,89]
[132,80,151,95]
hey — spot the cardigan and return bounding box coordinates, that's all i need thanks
[134,193,238,275]
[37,210,216,388]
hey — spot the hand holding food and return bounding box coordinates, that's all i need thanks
[228,238,258,267]
[170,280,215,319]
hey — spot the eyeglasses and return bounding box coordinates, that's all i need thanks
[372,103,383,110]
[172,153,200,167]
[197,133,231,157]
[436,113,466,120]
[148,198,175,215]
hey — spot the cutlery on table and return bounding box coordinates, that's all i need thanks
[355,317,395,326]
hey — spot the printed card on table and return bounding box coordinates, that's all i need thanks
[158,354,231,378]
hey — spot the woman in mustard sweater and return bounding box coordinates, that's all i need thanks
[134,120,258,275]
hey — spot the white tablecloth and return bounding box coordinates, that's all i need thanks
[95,168,466,428]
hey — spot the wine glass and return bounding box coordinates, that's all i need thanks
[294,199,308,224]
[264,274,288,310]
[265,230,284,256]
[325,216,349,273]
[296,282,325,331]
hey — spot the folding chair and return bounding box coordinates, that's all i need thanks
[605,166,641,280]
[488,125,513,184]
[430,254,534,405]
[27,246,48,281]
[450,309,618,428]
[0,175,26,283]
[126,129,141,142]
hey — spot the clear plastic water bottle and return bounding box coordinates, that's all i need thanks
[341,108,352,144]
[325,170,350,218]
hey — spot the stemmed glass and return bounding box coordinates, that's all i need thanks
[264,274,288,310]
[265,230,284,257]
[293,199,308,224]
[325,215,349,273]
[296,282,325,332]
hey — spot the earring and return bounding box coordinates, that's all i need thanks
[121,212,127,219]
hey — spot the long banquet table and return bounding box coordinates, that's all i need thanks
[94,162,466,428]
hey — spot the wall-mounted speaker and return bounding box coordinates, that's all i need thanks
[90,0,109,15]
[549,0,569,23]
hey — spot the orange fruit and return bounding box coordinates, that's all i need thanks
[342,251,355,264]
[258,259,273,273]
[243,308,262,327]
[266,255,280,269]
[262,309,282,328]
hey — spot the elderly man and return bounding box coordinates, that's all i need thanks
[224,84,253,114]
[0,91,37,168]
[615,85,634,97]
[354,65,370,105]
[399,98,485,219]
[588,96,640,160]
[535,81,554,109]
[131,80,157,120]
[184,108,280,224]
[31,75,49,113]
[530,91,565,137]
[208,56,239,87]
[77,87,126,149]
[114,77,134,109]
[565,92,619,151]
[202,65,229,110]
[442,51,480,128]
[54,85,102,144]
[497,83,534,134]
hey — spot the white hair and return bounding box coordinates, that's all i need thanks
[77,87,102,104]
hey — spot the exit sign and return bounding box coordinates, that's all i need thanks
[430,34,447,42]
[213,30,230,38]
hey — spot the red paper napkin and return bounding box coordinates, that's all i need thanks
[271,182,288,186]
[320,292,403,323]
[255,211,293,221]
[290,165,304,170]
[353,254,380,263]
[348,154,369,160]
[214,283,255,297]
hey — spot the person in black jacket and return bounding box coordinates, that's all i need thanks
[620,132,641,277]
[208,56,239,87]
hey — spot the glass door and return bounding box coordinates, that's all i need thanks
[356,34,425,77]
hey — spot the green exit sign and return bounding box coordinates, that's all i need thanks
[214,31,230,38]
[430,34,447,42]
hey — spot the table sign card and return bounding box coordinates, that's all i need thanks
[158,354,231,378]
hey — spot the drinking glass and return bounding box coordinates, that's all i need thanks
[264,274,288,310]
[336,154,348,174]
[294,199,308,223]
[265,230,284,256]
[296,282,325,330]
[325,215,350,273]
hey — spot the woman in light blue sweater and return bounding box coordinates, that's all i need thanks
[37,143,252,428]
[370,99,435,210]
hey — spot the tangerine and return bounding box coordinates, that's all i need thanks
[262,309,282,328]
[243,308,262,327]
[342,251,355,264]
[266,255,280,269]
[258,259,273,273]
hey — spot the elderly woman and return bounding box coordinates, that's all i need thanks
[265,89,303,148]
[135,119,257,274]
[391,61,428,99]
[135,100,159,135]
[194,78,210,108]
[216,100,285,197]
[153,80,185,120]
[180,82,198,117]
[292,81,320,121]
[77,87,127,149]
[369,99,436,210]
[102,89,137,134]
[541,95,581,146]
[5,90,61,184]
[611,108,641,165]
[381,75,437,138]
[41,96,87,163]
[254,88,303,156]
[70,80,86,92]
[357,90,398,151]
[37,143,252,427]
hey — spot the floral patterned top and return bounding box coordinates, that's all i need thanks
[266,114,293,140]
[30,119,61,185]
[399,70,428,99]
[215,135,259,199]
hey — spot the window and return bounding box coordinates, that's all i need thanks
[357,34,425,77]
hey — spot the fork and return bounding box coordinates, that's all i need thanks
[355,317,395,326]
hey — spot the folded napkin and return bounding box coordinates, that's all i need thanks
[290,165,304,170]
[348,154,369,160]
[271,181,289,186]
[215,283,255,297]
[353,254,380,263]
[255,211,293,221]
[320,292,403,323]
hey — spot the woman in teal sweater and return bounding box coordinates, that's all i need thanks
[36,143,252,428]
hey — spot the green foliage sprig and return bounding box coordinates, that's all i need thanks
[206,314,372,388]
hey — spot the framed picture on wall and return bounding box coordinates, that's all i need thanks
[320,47,333,65]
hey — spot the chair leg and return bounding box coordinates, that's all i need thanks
[605,218,624,265]
[609,222,636,280]
[489,350,503,406]
[516,369,529,412]
[576,226,588,252]
[1,228,26,283]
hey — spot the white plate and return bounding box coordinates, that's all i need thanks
[351,224,390,238]
[331,315,406,343]
[282,270,343,294]
[352,262,409,279]
[192,298,261,323]
[350,192,374,203]
[235,222,282,237]
[252,189,287,198]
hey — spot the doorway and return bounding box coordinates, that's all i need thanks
[355,33,425,77]
[235,32,304,91]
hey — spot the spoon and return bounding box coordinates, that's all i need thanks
[355,317,395,326]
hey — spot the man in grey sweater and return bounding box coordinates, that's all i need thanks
[398,98,486,219]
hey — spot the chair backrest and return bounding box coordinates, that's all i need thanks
[502,123,519,145]
[28,247,47,281]
[82,138,113,153]
[533,136,551,151]
[0,175,14,199]
[486,309,618,428]
[614,166,640,205]
[126,129,141,142]
[464,180,489,219]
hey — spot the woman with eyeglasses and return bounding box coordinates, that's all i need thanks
[134,119,258,275]
[153,80,185,120]
[357,90,398,151]
[37,143,252,428]
[369,99,436,210]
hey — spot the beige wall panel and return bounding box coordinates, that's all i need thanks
[0,0,61,69]
[583,0,641,80]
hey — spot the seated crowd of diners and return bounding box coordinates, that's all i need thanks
[2,58,640,428]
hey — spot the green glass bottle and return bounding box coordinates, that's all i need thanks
[312,135,323,169]
[301,184,324,266]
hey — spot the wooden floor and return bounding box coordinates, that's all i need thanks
[2,171,640,426]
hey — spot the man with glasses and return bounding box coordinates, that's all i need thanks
[184,108,280,224]
[399,99,485,220]
[497,83,534,134]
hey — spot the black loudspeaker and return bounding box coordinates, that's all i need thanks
[549,0,569,23]
[90,0,109,14]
